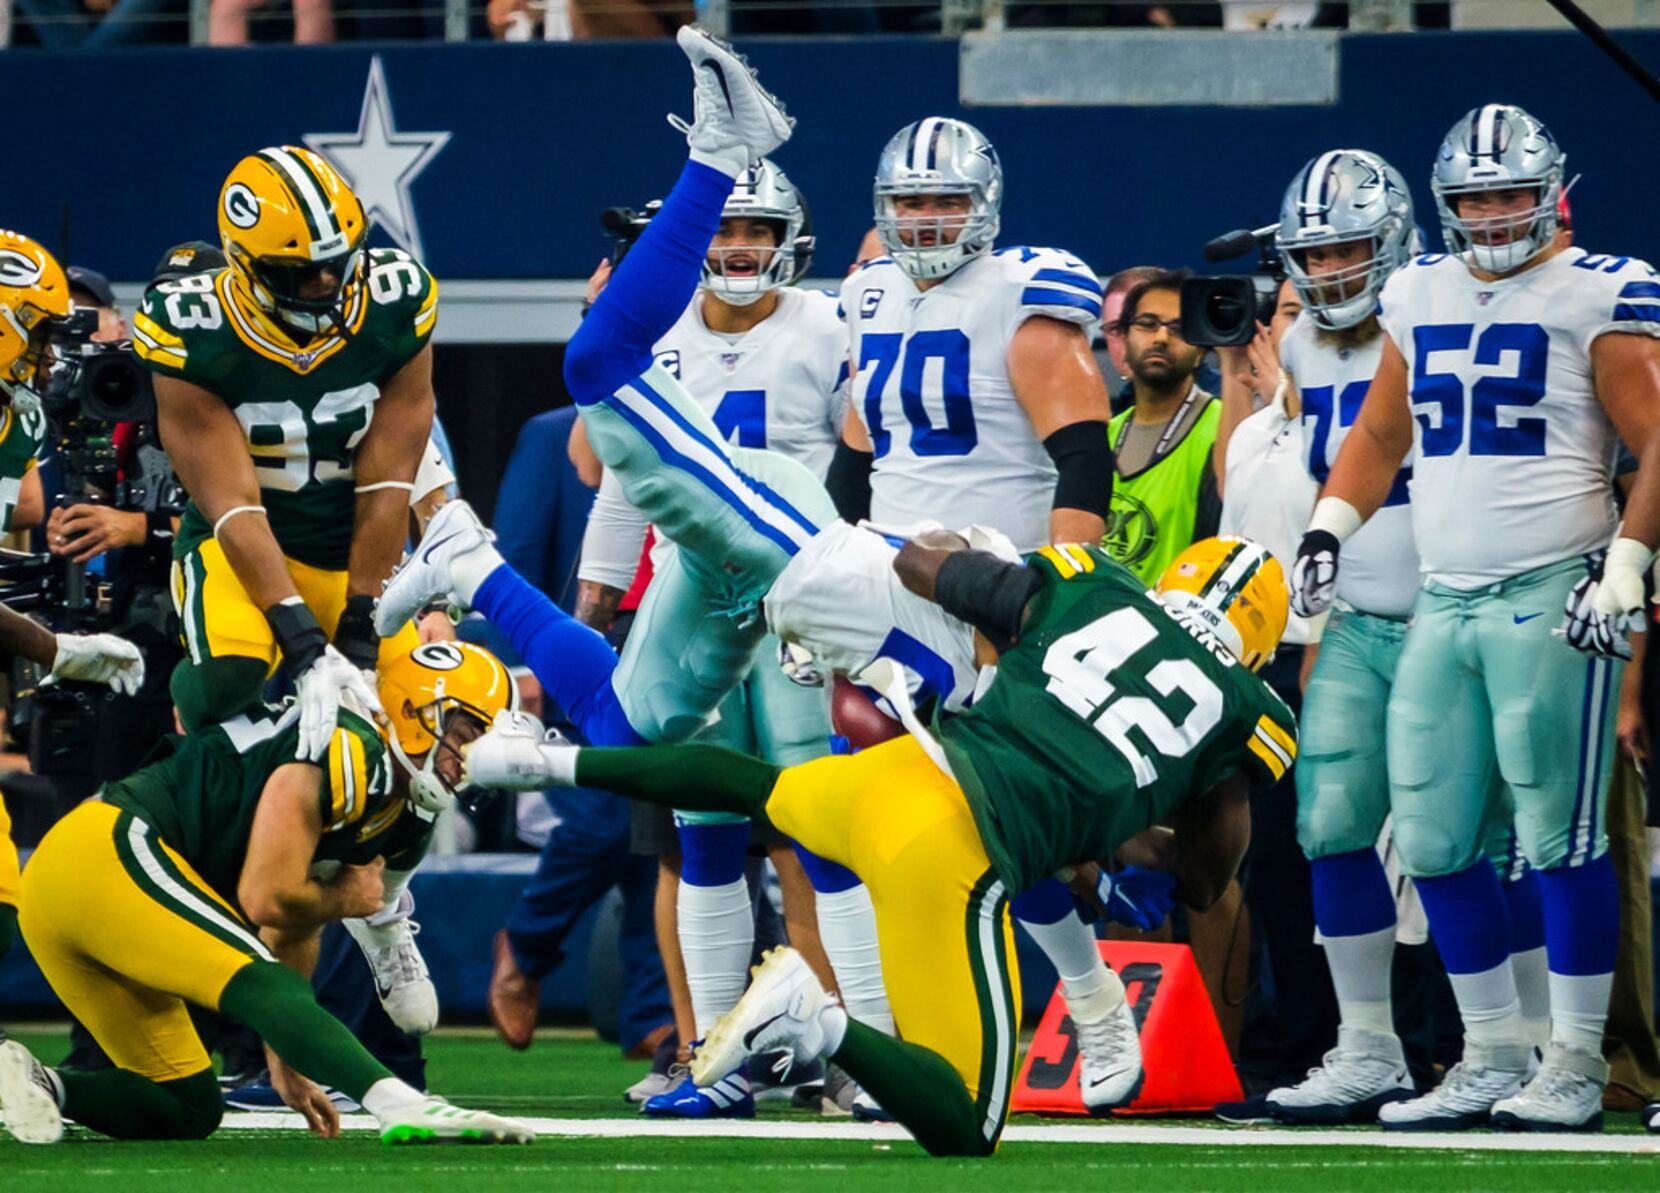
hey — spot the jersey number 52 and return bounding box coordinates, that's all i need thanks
[1410,322,1548,458]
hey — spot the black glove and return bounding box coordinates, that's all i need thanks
[1289,530,1341,619]
[265,599,328,680]
[333,594,381,673]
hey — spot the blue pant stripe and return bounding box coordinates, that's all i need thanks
[629,375,821,543]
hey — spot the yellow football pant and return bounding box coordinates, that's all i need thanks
[171,537,419,673]
[766,736,1022,1144]
[18,802,272,1082]
[0,790,18,911]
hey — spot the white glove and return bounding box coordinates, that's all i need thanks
[1289,530,1341,619]
[464,709,576,791]
[1591,536,1654,626]
[49,632,146,696]
[294,645,384,762]
[1560,569,1632,661]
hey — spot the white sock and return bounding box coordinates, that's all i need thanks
[814,885,894,1035]
[1019,912,1116,1022]
[1548,970,1612,1056]
[819,1003,849,1055]
[448,536,505,607]
[1510,946,1552,1050]
[678,877,755,1039]
[361,1077,426,1120]
[365,880,416,928]
[1446,961,1527,1052]
[538,744,579,786]
[1322,925,1397,1038]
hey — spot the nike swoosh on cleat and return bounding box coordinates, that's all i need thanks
[742,1012,786,1049]
[419,528,464,564]
[705,60,735,116]
[1512,613,1544,625]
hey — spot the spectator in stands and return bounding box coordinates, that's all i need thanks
[486,0,686,40]
[13,0,184,46]
[209,0,332,43]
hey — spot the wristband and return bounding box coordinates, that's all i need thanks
[1307,496,1363,544]
[265,597,327,678]
[333,593,381,671]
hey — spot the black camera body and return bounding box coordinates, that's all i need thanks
[1179,274,1282,348]
[600,201,662,268]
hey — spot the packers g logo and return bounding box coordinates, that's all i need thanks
[223,183,262,230]
[0,249,44,289]
[412,642,465,671]
[1102,490,1159,569]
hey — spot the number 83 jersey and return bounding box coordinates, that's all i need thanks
[842,247,1104,552]
[1377,248,1660,588]
[134,248,437,571]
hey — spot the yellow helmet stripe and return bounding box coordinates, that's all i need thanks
[256,147,337,245]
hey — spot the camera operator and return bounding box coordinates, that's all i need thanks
[45,254,193,782]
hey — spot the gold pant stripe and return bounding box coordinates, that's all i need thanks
[0,788,18,909]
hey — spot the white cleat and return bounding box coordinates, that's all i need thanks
[1264,1027,1414,1125]
[692,947,834,1087]
[1643,1101,1660,1133]
[0,1040,63,1145]
[378,1098,536,1146]
[346,915,440,1036]
[674,25,793,162]
[1490,1044,1608,1133]
[465,710,573,792]
[1377,1042,1530,1132]
[374,498,499,636]
[1074,998,1144,1114]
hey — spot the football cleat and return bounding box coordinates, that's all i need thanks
[378,1098,535,1145]
[1074,997,1145,1114]
[1212,1094,1278,1125]
[1377,1042,1530,1131]
[0,1040,62,1144]
[625,1063,682,1106]
[1643,1101,1660,1133]
[374,498,501,636]
[1490,1044,1608,1133]
[850,1089,893,1122]
[345,914,440,1036]
[691,947,834,1087]
[640,1069,754,1119]
[673,25,793,163]
[1264,1027,1414,1125]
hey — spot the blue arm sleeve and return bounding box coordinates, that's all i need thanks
[472,563,645,747]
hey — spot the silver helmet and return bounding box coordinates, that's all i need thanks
[1276,149,1414,331]
[1432,103,1565,274]
[874,117,1002,281]
[703,158,814,306]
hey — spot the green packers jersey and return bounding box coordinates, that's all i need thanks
[0,404,44,533]
[133,249,438,570]
[101,705,422,909]
[940,543,1298,893]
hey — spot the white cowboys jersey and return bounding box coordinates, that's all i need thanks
[578,287,848,589]
[841,247,1104,552]
[764,520,981,713]
[1377,248,1660,588]
[1279,314,1421,617]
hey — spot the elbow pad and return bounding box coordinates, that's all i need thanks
[933,550,1043,654]
[1044,420,1113,518]
[825,441,874,524]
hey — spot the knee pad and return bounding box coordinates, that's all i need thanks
[161,1069,226,1140]
[1297,782,1381,860]
[1390,814,1469,878]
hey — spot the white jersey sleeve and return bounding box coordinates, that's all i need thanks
[1279,314,1420,617]
[1377,249,1636,588]
[763,520,981,712]
[840,248,1102,552]
[577,467,647,592]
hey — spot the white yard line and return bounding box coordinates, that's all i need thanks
[217,1112,1660,1154]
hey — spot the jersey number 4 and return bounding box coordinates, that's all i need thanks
[858,329,977,458]
[1042,607,1222,788]
[1411,322,1548,457]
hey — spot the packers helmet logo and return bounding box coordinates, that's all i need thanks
[0,249,43,289]
[412,642,465,671]
[1102,491,1158,568]
[223,183,262,230]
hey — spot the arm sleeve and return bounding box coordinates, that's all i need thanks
[932,549,1044,652]
[577,468,647,591]
[825,440,874,523]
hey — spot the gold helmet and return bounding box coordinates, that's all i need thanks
[378,640,519,813]
[217,146,369,337]
[0,231,72,417]
[1156,536,1289,672]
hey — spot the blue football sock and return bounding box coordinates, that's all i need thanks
[1503,867,1545,954]
[472,563,643,746]
[677,821,751,888]
[1011,878,1076,927]
[793,843,860,894]
[1538,854,1618,1054]
[1417,862,1525,1050]
[1311,848,1396,939]
[563,159,736,404]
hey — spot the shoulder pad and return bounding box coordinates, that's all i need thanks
[366,248,439,343]
[998,246,1103,325]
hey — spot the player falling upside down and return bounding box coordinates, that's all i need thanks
[464,531,1296,1157]
[0,642,533,1146]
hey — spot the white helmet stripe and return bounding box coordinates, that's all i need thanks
[910,117,941,172]
[258,147,338,248]
[1475,104,1500,159]
[1210,539,1271,608]
[1302,149,1342,226]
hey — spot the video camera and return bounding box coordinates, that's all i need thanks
[1178,224,1286,348]
[600,201,661,268]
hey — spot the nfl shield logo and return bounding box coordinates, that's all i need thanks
[1476,291,1494,306]
[721,352,742,371]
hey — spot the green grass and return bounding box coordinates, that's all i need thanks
[3,1027,1657,1192]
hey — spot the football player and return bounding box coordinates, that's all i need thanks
[1264,149,1550,1124]
[0,642,533,1146]
[1290,104,1660,1130]
[466,534,1296,1157]
[134,146,433,757]
[574,158,887,1118]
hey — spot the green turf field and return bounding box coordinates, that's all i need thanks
[3,1026,1657,1192]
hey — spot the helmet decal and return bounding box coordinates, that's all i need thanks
[223,184,262,231]
[412,641,466,671]
[0,250,44,289]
